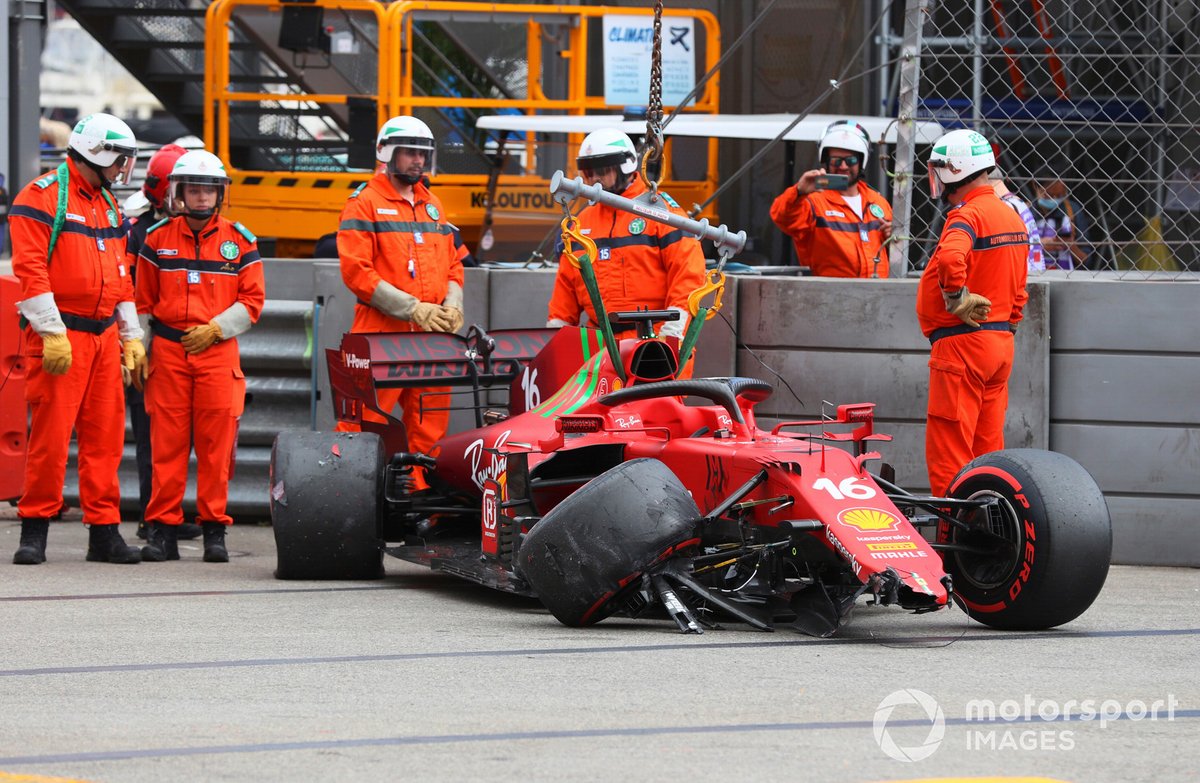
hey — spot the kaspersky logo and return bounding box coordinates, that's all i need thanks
[837,508,901,532]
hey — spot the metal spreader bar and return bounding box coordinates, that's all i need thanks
[549,171,748,260]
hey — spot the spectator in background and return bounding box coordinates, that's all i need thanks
[1033,177,1091,270]
[990,168,1044,273]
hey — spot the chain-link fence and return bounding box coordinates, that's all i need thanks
[887,0,1200,277]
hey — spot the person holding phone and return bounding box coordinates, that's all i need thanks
[770,120,893,277]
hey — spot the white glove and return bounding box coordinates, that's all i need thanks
[116,301,145,342]
[441,281,464,333]
[658,307,689,339]
[546,318,570,328]
[369,280,420,321]
[211,302,253,339]
[17,292,66,335]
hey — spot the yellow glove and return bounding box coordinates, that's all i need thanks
[123,338,146,370]
[123,337,148,389]
[442,305,464,334]
[180,321,223,355]
[40,333,73,375]
[944,289,992,328]
[412,302,456,333]
[121,365,132,387]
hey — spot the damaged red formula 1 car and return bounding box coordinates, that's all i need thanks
[269,308,1111,637]
[270,171,1109,636]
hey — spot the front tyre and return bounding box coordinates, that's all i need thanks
[271,430,385,580]
[942,449,1111,630]
[520,458,700,627]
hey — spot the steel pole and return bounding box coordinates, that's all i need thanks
[548,171,748,259]
[889,0,929,277]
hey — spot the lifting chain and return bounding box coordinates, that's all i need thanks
[639,0,666,202]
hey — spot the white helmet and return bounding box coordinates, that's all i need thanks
[166,150,232,219]
[68,113,138,185]
[376,114,436,174]
[577,129,639,195]
[577,129,638,176]
[927,129,996,199]
[818,120,871,162]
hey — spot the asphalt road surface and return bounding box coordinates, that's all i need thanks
[1,513,1196,783]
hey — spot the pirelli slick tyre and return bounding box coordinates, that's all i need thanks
[942,449,1111,630]
[520,458,700,627]
[271,430,385,580]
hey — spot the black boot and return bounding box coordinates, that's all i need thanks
[13,518,50,565]
[86,524,141,564]
[177,522,203,540]
[202,522,229,563]
[141,522,180,562]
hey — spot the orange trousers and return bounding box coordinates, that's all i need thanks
[925,330,1014,497]
[19,326,125,522]
[144,338,245,526]
[335,385,449,489]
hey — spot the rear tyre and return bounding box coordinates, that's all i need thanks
[942,449,1111,630]
[271,430,385,580]
[520,458,700,627]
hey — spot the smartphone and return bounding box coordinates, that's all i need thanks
[815,173,850,191]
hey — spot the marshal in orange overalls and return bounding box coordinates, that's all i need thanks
[547,179,705,331]
[136,216,265,527]
[917,185,1029,496]
[336,172,465,483]
[11,158,133,523]
[770,180,892,277]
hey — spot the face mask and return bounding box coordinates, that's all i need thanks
[1036,197,1061,211]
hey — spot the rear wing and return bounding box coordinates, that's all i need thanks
[328,326,556,425]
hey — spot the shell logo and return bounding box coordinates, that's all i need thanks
[838,508,901,532]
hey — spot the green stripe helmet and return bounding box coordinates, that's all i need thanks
[927,128,996,199]
[68,113,138,184]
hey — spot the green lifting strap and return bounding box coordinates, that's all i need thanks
[576,252,625,383]
[20,163,121,330]
[676,306,707,371]
[46,163,70,262]
[46,162,120,263]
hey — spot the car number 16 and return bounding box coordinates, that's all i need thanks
[812,476,877,500]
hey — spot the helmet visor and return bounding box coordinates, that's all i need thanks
[927,161,947,199]
[113,153,136,186]
[91,140,138,184]
[577,151,629,178]
[167,177,229,216]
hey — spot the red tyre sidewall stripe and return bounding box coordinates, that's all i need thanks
[947,463,1033,613]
